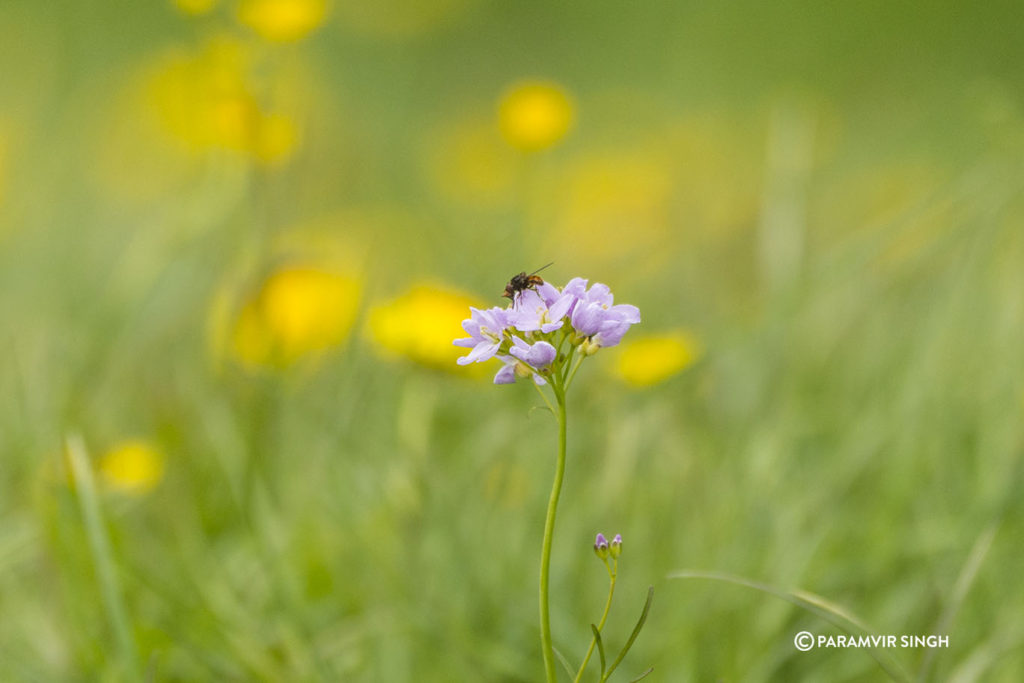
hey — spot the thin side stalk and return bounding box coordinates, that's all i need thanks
[574,563,617,682]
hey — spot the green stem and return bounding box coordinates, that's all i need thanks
[540,383,568,682]
[574,561,618,682]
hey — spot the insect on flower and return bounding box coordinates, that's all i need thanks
[502,262,553,302]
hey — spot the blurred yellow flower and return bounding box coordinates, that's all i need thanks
[368,284,483,371]
[498,81,575,152]
[174,0,218,15]
[424,117,518,207]
[253,112,300,163]
[551,149,673,266]
[232,265,362,368]
[238,0,328,42]
[146,36,300,164]
[99,440,165,495]
[614,331,701,387]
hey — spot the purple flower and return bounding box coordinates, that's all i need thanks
[535,281,564,307]
[570,282,640,348]
[453,276,641,379]
[453,306,509,365]
[509,337,556,369]
[560,277,589,302]
[509,287,576,334]
[610,534,622,558]
[493,356,518,384]
[493,354,547,385]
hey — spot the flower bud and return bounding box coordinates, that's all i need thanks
[514,361,533,379]
[593,533,610,560]
[609,534,622,559]
[581,338,601,356]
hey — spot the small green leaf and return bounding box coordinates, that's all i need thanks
[592,624,607,678]
[553,646,576,680]
[627,666,654,682]
[602,586,654,681]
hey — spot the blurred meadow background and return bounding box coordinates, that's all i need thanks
[2,0,1024,680]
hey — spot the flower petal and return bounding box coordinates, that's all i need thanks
[527,341,556,367]
[458,339,499,364]
[494,364,517,383]
[611,303,641,323]
[537,281,561,306]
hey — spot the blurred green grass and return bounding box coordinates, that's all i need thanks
[2,0,1024,680]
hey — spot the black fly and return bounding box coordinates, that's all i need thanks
[502,262,554,303]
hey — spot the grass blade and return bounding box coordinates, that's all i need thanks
[603,586,653,682]
[66,434,141,678]
[918,522,998,682]
[553,646,576,680]
[668,570,911,683]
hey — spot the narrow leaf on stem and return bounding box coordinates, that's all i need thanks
[627,666,655,682]
[603,586,654,681]
[591,624,606,678]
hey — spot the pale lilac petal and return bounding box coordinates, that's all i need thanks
[509,338,555,368]
[548,293,574,321]
[594,320,630,347]
[508,336,531,358]
[494,363,517,384]
[611,303,641,323]
[510,291,547,331]
[513,289,544,313]
[587,283,613,306]
[562,277,588,297]
[481,307,508,330]
[537,282,561,306]
[523,340,556,367]
[572,302,605,336]
[513,318,543,333]
[457,340,499,365]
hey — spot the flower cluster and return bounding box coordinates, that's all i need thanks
[453,277,640,384]
[593,532,623,560]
